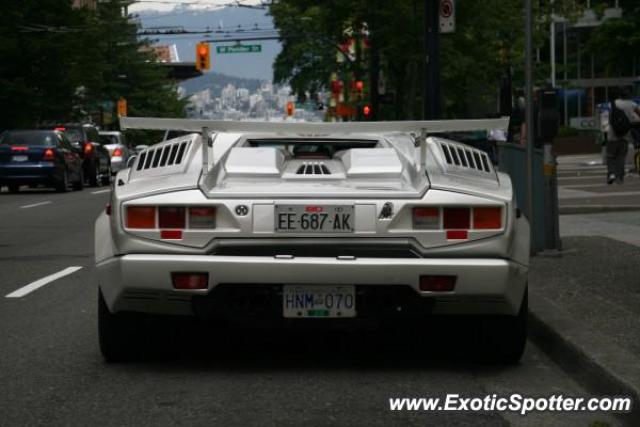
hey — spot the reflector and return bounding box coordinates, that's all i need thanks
[172,272,208,290]
[413,207,439,229]
[419,275,456,292]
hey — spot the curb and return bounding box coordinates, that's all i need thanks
[559,205,640,215]
[528,292,640,426]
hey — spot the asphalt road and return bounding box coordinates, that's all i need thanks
[0,186,621,427]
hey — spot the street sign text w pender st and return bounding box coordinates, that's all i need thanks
[216,45,262,54]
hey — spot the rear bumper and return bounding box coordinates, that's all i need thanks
[111,157,124,173]
[0,163,56,184]
[97,254,528,317]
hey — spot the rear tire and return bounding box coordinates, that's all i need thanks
[88,161,99,187]
[478,287,527,364]
[55,169,69,192]
[101,165,111,186]
[72,169,84,191]
[8,184,20,193]
[98,289,144,363]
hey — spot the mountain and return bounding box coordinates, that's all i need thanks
[135,7,280,81]
[179,72,265,97]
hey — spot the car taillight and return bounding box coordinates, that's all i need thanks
[419,275,456,292]
[189,207,216,229]
[42,148,55,161]
[126,206,155,229]
[112,148,123,157]
[84,142,93,155]
[413,207,439,229]
[443,208,471,229]
[172,273,208,290]
[54,127,66,131]
[11,146,29,151]
[158,207,186,229]
[473,207,502,229]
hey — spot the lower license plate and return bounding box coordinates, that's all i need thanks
[12,155,28,162]
[275,205,354,233]
[283,285,356,318]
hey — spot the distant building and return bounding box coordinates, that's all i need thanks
[72,0,97,9]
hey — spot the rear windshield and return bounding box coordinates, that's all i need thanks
[99,134,119,145]
[64,129,84,144]
[0,131,57,146]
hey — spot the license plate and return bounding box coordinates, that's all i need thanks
[275,205,354,233]
[283,285,356,318]
[12,155,28,162]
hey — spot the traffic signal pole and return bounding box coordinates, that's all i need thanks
[525,0,535,254]
[424,0,441,120]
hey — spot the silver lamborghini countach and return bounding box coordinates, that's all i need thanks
[95,117,529,362]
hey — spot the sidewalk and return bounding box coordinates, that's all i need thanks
[557,153,640,214]
[528,211,640,425]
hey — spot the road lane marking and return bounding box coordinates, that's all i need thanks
[20,201,52,209]
[91,189,111,195]
[5,266,83,298]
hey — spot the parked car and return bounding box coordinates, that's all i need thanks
[52,123,110,186]
[99,131,131,175]
[0,130,84,192]
[96,117,530,363]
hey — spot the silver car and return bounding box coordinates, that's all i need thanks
[98,131,131,174]
[95,118,530,363]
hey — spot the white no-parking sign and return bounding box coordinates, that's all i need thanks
[439,0,455,33]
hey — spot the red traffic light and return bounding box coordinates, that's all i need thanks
[355,80,364,92]
[286,102,294,116]
[198,45,208,56]
[363,105,371,117]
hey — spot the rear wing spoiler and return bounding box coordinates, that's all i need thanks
[119,116,509,173]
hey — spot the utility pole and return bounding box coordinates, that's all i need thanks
[424,0,441,119]
[525,0,535,253]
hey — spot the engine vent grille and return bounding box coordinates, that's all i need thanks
[439,142,492,173]
[136,140,190,171]
[296,162,331,175]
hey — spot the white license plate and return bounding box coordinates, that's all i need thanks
[283,285,356,318]
[12,155,28,162]
[275,205,354,233]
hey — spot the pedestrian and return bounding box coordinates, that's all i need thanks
[605,89,640,184]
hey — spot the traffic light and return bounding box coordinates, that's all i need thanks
[362,104,371,118]
[286,102,294,116]
[195,43,210,71]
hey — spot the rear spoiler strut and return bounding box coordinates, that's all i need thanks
[120,117,509,174]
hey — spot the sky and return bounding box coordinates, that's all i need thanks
[129,0,263,13]
[133,2,280,80]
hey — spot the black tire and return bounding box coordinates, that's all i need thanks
[478,287,528,364]
[72,169,84,191]
[55,169,69,192]
[8,184,20,193]
[101,165,111,186]
[88,161,99,187]
[98,289,144,363]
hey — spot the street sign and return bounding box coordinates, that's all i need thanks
[117,98,127,117]
[439,0,455,33]
[216,45,262,54]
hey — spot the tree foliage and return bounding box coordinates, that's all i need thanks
[270,0,571,120]
[0,0,185,130]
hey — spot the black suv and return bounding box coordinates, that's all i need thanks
[52,124,111,186]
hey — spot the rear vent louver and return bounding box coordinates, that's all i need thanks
[296,162,331,175]
[136,140,190,171]
[440,142,492,173]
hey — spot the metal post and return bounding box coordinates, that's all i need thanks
[550,1,556,88]
[525,0,535,253]
[424,0,441,120]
